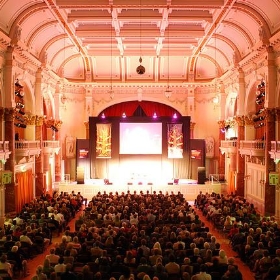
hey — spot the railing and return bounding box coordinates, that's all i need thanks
[15,140,41,150]
[0,141,9,152]
[209,174,226,183]
[42,140,60,149]
[220,140,237,148]
[271,141,280,152]
[239,140,264,150]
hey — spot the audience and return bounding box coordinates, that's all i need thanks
[1,189,279,280]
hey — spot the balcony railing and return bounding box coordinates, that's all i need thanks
[0,141,9,152]
[220,140,237,148]
[239,140,265,150]
[271,141,280,152]
[42,141,60,149]
[15,140,41,150]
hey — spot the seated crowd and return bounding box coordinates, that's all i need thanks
[195,191,280,280]
[26,190,249,280]
[0,190,84,279]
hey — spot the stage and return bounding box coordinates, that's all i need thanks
[55,179,222,202]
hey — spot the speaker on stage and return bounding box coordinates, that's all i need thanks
[197,167,206,184]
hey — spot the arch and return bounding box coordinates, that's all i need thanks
[98,101,181,119]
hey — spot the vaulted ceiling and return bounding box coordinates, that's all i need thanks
[0,0,279,86]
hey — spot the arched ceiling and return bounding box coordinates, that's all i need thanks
[1,0,280,85]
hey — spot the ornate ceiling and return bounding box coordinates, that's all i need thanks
[0,0,280,88]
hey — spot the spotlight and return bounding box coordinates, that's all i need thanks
[15,91,24,98]
[14,123,26,128]
[122,112,126,118]
[15,116,25,123]
[16,102,24,108]
[51,125,58,132]
[153,112,157,119]
[101,112,106,119]
[15,108,25,115]
[15,80,23,88]
[173,113,178,119]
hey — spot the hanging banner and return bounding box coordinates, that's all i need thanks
[167,123,183,158]
[96,123,112,158]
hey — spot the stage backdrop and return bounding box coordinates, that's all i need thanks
[89,116,191,184]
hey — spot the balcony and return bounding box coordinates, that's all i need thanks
[219,140,237,155]
[15,140,41,157]
[42,140,60,155]
[239,140,265,158]
[269,141,280,163]
[0,141,11,163]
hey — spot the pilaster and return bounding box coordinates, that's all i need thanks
[217,120,225,176]
[264,109,276,216]
[234,115,245,196]
[35,115,44,196]
[4,108,16,213]
[190,122,196,139]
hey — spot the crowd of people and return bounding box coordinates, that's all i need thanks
[0,189,279,280]
[0,190,84,279]
[195,191,280,280]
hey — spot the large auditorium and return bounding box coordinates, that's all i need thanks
[0,1,280,279]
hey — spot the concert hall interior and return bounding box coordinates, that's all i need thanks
[1,0,280,243]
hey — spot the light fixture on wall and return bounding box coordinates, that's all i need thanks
[164,7,172,98]
[108,6,115,99]
[136,1,145,75]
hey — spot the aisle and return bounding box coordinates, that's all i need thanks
[23,208,81,279]
[196,207,254,278]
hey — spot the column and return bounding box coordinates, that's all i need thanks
[264,109,276,216]
[217,120,226,177]
[45,119,62,183]
[35,116,44,196]
[84,121,89,140]
[244,115,256,140]
[190,122,196,139]
[234,115,245,196]
[0,108,5,226]
[4,108,16,213]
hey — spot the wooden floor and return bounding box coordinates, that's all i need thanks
[24,204,255,279]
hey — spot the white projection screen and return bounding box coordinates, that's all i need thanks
[119,122,162,154]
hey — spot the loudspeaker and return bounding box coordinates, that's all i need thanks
[197,167,206,184]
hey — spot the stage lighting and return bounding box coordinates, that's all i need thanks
[16,102,24,108]
[101,112,106,119]
[51,125,58,132]
[15,108,25,115]
[173,113,178,119]
[14,123,26,128]
[15,91,24,98]
[15,116,25,123]
[153,112,157,119]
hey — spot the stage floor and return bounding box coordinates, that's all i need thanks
[56,179,222,202]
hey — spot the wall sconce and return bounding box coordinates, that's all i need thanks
[153,112,157,119]
[101,112,106,119]
[122,112,126,118]
[173,113,178,119]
